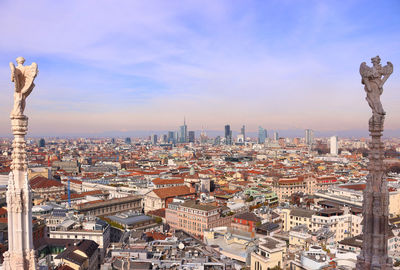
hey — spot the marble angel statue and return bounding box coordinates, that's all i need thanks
[10,57,38,117]
[360,56,393,120]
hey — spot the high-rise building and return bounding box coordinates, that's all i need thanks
[273,131,279,141]
[168,131,175,144]
[179,118,188,143]
[188,131,195,143]
[237,134,244,143]
[174,131,179,144]
[330,136,338,155]
[224,125,232,145]
[305,129,314,145]
[200,130,208,144]
[151,134,158,145]
[258,126,267,144]
[214,136,221,145]
[39,138,45,148]
[125,137,131,144]
[241,125,246,141]
[161,134,167,144]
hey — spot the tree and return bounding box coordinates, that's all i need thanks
[246,196,254,202]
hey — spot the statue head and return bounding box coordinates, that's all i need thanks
[371,56,381,66]
[16,57,25,65]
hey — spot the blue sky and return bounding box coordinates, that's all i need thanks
[0,0,399,136]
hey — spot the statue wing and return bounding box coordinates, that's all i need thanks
[9,62,16,82]
[382,61,393,75]
[360,62,373,78]
[21,62,38,95]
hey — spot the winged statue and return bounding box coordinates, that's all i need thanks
[360,56,393,118]
[10,57,38,117]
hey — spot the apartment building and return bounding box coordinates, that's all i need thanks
[48,217,110,262]
[251,236,286,270]
[272,176,337,202]
[166,199,232,238]
[281,208,315,232]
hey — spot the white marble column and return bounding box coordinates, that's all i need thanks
[4,57,38,270]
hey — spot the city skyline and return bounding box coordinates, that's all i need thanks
[0,0,399,135]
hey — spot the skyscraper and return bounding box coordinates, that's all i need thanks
[330,136,338,155]
[200,130,208,144]
[224,125,232,145]
[188,131,195,143]
[305,129,314,145]
[240,125,246,141]
[168,131,175,144]
[151,134,158,145]
[125,137,131,144]
[179,118,188,143]
[258,126,267,144]
[214,136,221,145]
[161,134,167,143]
[39,138,45,147]
[273,131,279,141]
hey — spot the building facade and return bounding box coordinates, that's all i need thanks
[166,200,232,238]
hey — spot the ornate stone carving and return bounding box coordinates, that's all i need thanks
[9,57,38,117]
[357,56,393,270]
[6,57,38,270]
[360,56,393,124]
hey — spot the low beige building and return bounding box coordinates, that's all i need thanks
[144,185,195,213]
[251,236,286,270]
[280,208,315,232]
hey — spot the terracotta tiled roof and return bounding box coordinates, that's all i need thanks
[145,231,167,240]
[147,208,166,218]
[30,176,64,189]
[316,176,337,182]
[152,186,194,199]
[61,179,82,185]
[152,178,184,185]
[278,176,304,184]
[60,190,106,200]
[234,212,261,222]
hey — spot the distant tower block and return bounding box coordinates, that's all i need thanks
[305,129,313,145]
[330,136,338,155]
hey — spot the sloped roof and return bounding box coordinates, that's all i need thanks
[152,185,194,199]
[30,176,63,189]
[56,240,99,265]
[147,208,166,218]
[290,208,315,218]
[234,212,261,222]
[152,178,184,185]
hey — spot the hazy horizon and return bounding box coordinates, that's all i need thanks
[2,127,400,140]
[1,0,399,135]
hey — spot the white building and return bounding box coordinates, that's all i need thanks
[48,217,110,262]
[311,208,362,242]
[305,129,313,145]
[289,246,332,270]
[330,136,338,155]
